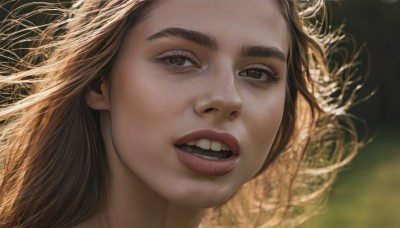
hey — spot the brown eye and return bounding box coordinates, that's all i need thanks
[156,49,201,70]
[238,64,278,83]
[239,69,265,80]
[165,56,194,67]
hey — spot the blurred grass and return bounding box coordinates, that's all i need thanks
[299,125,400,228]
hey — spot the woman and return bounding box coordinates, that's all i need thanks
[0,0,361,227]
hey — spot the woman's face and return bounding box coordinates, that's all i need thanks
[101,0,289,208]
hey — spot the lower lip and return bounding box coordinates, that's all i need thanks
[175,147,238,176]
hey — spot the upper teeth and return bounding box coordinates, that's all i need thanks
[186,139,230,152]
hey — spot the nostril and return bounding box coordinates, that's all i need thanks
[229,110,238,118]
[204,107,218,113]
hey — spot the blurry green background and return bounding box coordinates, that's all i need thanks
[301,0,400,227]
[300,126,400,228]
[1,0,399,227]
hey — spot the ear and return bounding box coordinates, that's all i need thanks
[85,79,110,110]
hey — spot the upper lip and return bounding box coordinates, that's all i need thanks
[174,129,240,155]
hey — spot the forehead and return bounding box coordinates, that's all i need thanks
[132,0,289,54]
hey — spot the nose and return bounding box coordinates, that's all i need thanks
[194,70,242,121]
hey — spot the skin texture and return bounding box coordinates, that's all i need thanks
[83,0,289,227]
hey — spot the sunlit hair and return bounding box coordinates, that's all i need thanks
[0,0,362,227]
[204,1,363,227]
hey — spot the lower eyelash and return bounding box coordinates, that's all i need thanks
[156,55,200,71]
[239,64,280,83]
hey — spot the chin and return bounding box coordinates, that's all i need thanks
[165,184,239,209]
[171,195,231,209]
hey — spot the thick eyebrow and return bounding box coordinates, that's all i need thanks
[240,45,287,63]
[146,27,217,50]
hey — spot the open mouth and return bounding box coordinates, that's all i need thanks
[174,131,239,176]
[176,139,234,160]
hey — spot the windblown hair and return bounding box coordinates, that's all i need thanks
[204,1,363,227]
[0,0,362,227]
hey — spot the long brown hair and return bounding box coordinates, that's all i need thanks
[203,1,362,227]
[0,1,155,227]
[0,0,362,227]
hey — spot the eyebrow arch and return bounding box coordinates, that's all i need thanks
[241,45,287,62]
[146,27,217,50]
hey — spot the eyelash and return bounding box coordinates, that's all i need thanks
[156,49,279,83]
[156,49,201,71]
[238,64,279,83]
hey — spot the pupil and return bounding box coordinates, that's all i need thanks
[170,57,185,66]
[248,69,261,79]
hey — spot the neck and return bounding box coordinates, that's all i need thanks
[78,147,204,228]
[77,161,204,228]
[104,158,204,228]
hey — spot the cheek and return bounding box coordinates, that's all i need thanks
[109,78,174,145]
[241,88,286,176]
[106,63,193,166]
[109,61,182,131]
[105,74,185,187]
